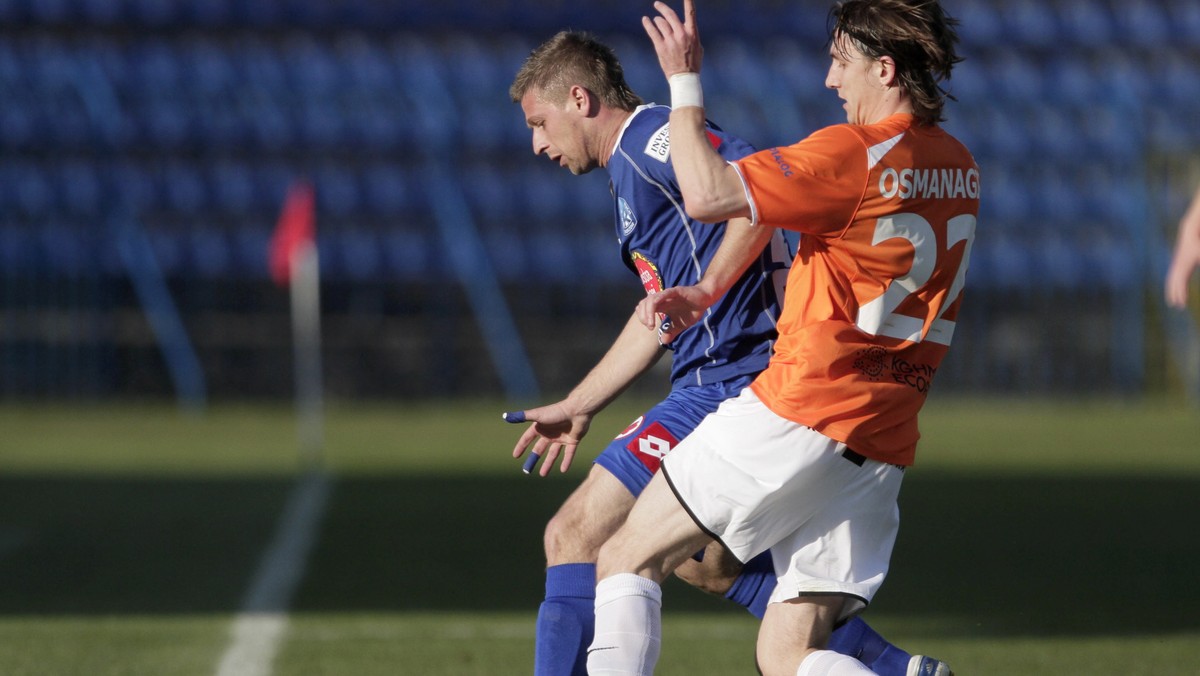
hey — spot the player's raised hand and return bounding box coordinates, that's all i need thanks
[636,285,711,345]
[642,0,703,78]
[503,403,592,476]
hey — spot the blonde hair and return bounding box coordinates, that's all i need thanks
[510,31,642,110]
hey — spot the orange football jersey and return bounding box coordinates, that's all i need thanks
[734,114,979,465]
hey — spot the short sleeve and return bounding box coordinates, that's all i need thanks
[733,126,868,237]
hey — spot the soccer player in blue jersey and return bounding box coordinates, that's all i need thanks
[505,31,950,676]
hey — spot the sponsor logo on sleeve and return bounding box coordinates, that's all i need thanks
[631,252,663,295]
[644,123,671,163]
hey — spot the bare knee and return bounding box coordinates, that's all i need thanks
[755,597,844,676]
[543,503,608,564]
[672,541,744,596]
[542,468,635,566]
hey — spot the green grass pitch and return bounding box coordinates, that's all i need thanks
[0,397,1197,675]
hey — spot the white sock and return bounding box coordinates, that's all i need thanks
[587,573,663,675]
[795,649,877,675]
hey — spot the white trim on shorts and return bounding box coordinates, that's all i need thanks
[660,388,903,619]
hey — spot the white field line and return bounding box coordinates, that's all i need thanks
[215,471,332,676]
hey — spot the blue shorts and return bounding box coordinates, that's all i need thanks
[595,374,755,497]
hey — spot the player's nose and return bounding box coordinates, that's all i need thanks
[531,130,549,156]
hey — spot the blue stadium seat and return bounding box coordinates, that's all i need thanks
[105,161,157,212]
[950,0,1004,48]
[380,228,431,281]
[181,37,236,97]
[1155,48,1200,107]
[160,162,207,213]
[327,228,382,282]
[0,225,34,273]
[521,165,574,224]
[1030,166,1084,225]
[129,38,184,95]
[1085,235,1137,291]
[979,162,1030,227]
[980,232,1033,291]
[282,34,339,96]
[1026,108,1084,163]
[334,35,392,93]
[1054,0,1114,48]
[946,57,988,107]
[989,53,1043,104]
[974,107,1031,162]
[603,36,664,101]
[39,223,94,277]
[313,164,360,218]
[1034,233,1087,290]
[0,104,38,151]
[148,227,188,276]
[464,164,520,225]
[361,165,416,216]
[1082,106,1140,163]
[140,98,195,150]
[1000,0,1060,48]
[1043,56,1100,105]
[208,161,256,214]
[59,161,104,216]
[1112,0,1170,48]
[526,230,578,283]
[1166,2,1200,47]
[11,162,54,218]
[483,226,527,282]
[230,227,270,279]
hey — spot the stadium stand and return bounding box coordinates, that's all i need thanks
[1,0,1197,399]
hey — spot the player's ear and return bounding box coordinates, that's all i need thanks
[568,84,598,116]
[876,55,898,88]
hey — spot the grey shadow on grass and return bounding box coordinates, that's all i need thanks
[0,474,1196,637]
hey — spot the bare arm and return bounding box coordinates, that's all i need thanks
[1166,185,1200,309]
[643,0,750,224]
[507,312,665,475]
[637,217,777,342]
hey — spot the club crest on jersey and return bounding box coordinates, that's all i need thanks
[619,197,638,236]
[645,123,671,163]
[615,415,645,439]
[623,421,678,473]
[631,252,663,295]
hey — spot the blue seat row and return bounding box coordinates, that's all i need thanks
[0,219,633,285]
[4,0,1197,48]
[5,217,1144,292]
[3,30,1197,156]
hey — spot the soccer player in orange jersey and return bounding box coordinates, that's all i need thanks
[589,1,978,675]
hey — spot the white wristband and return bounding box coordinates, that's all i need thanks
[669,72,704,109]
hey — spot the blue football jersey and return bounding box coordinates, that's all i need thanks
[606,104,790,388]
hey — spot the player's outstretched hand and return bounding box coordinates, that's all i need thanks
[503,403,592,477]
[642,0,703,78]
[637,285,711,346]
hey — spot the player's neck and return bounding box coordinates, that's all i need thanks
[862,91,912,125]
[595,108,633,169]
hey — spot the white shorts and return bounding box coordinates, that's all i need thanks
[661,388,903,618]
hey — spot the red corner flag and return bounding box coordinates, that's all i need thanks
[269,179,316,287]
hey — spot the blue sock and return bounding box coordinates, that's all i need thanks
[534,563,596,676]
[722,551,775,619]
[827,616,913,676]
